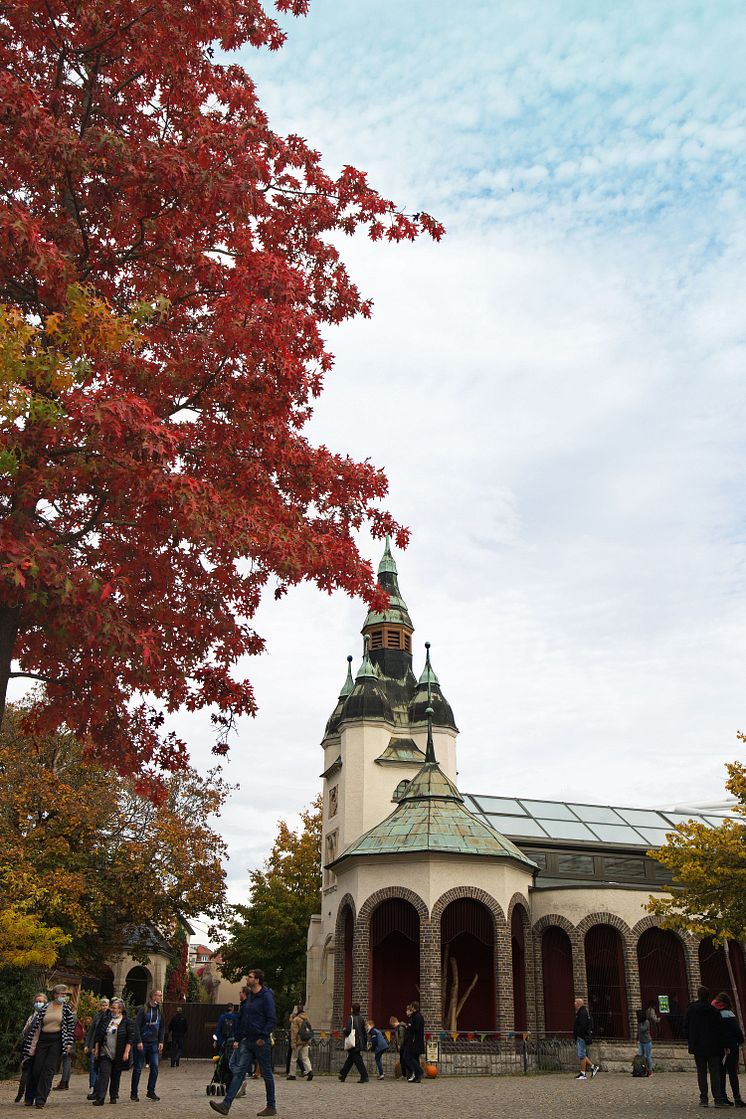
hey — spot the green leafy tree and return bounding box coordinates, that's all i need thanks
[648,745,746,1022]
[220,798,322,1022]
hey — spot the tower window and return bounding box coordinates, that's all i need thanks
[404,634,411,652]
[328,785,338,818]
[386,629,401,648]
[369,630,383,649]
[393,779,410,802]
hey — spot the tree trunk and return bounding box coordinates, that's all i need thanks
[0,602,20,725]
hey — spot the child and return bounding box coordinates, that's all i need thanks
[636,1008,653,1077]
[389,1015,407,1079]
[367,1020,388,1080]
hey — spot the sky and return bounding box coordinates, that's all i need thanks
[183,0,746,926]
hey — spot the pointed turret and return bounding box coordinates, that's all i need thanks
[408,642,457,730]
[358,538,418,726]
[340,639,394,724]
[323,655,355,739]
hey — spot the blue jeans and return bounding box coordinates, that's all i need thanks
[131,1041,160,1097]
[638,1041,652,1073]
[89,1051,98,1090]
[226,1039,274,1110]
[374,1051,384,1076]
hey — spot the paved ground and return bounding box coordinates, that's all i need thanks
[0,1061,727,1118]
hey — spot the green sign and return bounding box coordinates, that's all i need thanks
[658,995,670,1014]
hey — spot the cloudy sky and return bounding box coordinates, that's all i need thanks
[186,0,746,923]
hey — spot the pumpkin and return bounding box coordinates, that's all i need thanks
[424,1063,438,1078]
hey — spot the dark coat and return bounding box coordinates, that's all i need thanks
[404,1010,425,1057]
[234,986,276,1042]
[685,999,726,1057]
[573,1005,593,1042]
[169,1013,188,1040]
[21,1003,76,1060]
[719,1009,745,1050]
[344,1013,367,1053]
[96,1014,139,1065]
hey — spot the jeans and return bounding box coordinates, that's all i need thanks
[89,1050,98,1090]
[170,1037,184,1066]
[225,1038,274,1110]
[373,1051,384,1076]
[97,1055,125,1102]
[638,1041,652,1073]
[131,1041,160,1097]
[722,1049,743,1102]
[695,1052,725,1103]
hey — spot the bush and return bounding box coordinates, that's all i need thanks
[0,967,44,1080]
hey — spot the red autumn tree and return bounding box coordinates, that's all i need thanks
[0,0,443,781]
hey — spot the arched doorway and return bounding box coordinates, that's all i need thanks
[700,938,746,1013]
[124,966,150,1008]
[441,898,495,1030]
[541,926,574,1034]
[370,898,419,1027]
[511,906,528,1031]
[637,928,688,1039]
[585,924,629,1039]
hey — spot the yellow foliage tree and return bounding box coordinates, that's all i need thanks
[0,904,69,969]
[648,747,746,1024]
[0,701,229,971]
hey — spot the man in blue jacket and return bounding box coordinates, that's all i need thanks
[210,969,277,1118]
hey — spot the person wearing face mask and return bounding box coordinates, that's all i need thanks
[22,984,76,1109]
[14,995,47,1103]
[93,998,138,1106]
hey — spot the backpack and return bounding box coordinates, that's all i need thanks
[298,1018,314,1043]
[632,1053,647,1077]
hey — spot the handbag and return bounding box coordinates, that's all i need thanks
[343,1017,356,1051]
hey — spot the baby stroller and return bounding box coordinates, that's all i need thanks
[206,1041,233,1096]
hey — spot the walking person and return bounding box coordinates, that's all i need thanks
[403,1002,425,1083]
[168,1007,188,1068]
[85,999,111,1100]
[131,989,165,1101]
[15,994,47,1103]
[23,984,76,1109]
[713,992,745,1107]
[573,996,599,1081]
[338,1002,369,1084]
[637,1008,653,1077]
[93,997,138,1106]
[366,1020,388,1080]
[685,985,728,1107]
[209,967,277,1117]
[287,1005,313,1082]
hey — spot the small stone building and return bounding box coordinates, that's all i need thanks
[305,542,745,1040]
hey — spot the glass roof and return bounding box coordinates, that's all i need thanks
[462,792,733,849]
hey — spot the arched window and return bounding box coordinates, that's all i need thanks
[585,924,629,1039]
[370,899,420,1028]
[637,928,688,1039]
[542,926,574,1034]
[441,898,495,1030]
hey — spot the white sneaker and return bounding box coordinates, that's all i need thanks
[407,1075,415,1082]
[591,1065,600,1078]
[377,1075,384,1080]
[575,1073,587,1080]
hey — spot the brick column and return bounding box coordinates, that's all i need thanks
[420,915,440,1030]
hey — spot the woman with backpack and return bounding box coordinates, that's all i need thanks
[288,1005,313,1082]
[636,1008,653,1077]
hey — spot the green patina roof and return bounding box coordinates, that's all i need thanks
[363,539,414,630]
[330,754,537,868]
[417,643,439,686]
[375,737,426,765]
